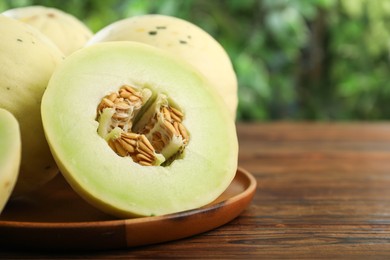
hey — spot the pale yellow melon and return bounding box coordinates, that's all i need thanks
[0,109,21,213]
[3,5,93,56]
[87,14,238,119]
[0,15,64,194]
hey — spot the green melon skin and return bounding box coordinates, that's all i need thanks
[87,14,238,119]
[0,15,64,195]
[0,109,21,213]
[3,5,93,56]
[41,42,238,218]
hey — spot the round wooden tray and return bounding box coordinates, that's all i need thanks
[0,167,256,250]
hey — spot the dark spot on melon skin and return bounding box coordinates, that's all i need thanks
[180,36,192,44]
[148,31,157,36]
[4,181,10,188]
[156,26,166,30]
[47,13,56,18]
[17,37,35,44]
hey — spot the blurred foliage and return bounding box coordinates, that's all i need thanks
[1,0,390,121]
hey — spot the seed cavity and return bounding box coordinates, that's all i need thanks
[96,85,189,166]
[107,131,164,166]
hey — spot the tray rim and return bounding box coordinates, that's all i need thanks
[0,167,257,249]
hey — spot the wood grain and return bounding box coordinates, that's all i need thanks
[2,122,390,258]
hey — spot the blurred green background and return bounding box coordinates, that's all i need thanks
[2,0,390,121]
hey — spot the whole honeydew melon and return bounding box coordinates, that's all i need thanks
[41,42,238,217]
[3,5,93,56]
[87,14,238,119]
[0,15,64,195]
[0,109,21,213]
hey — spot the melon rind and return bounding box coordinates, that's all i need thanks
[0,109,21,213]
[87,14,238,119]
[0,15,64,195]
[3,5,93,56]
[41,42,238,217]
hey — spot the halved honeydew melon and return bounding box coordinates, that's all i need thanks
[87,14,238,119]
[0,109,21,213]
[0,16,64,195]
[3,5,93,56]
[41,42,238,217]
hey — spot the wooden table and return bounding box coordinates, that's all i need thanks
[2,122,390,258]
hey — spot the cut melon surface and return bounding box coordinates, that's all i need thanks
[0,108,21,213]
[41,42,238,217]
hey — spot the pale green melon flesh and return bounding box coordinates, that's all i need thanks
[87,14,238,119]
[0,16,64,195]
[0,109,21,213]
[41,42,238,217]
